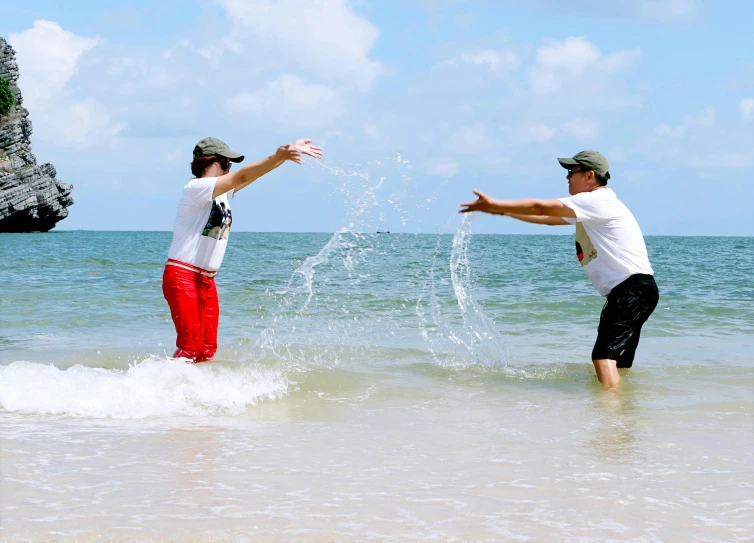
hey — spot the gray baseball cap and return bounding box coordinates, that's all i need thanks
[557,150,610,179]
[193,137,245,162]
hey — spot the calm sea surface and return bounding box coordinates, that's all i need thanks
[1,227,752,542]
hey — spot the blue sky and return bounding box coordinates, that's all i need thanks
[2,0,753,235]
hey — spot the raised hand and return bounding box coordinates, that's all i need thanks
[277,139,322,164]
[459,189,499,214]
[292,139,323,160]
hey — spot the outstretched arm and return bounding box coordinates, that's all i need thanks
[213,139,322,198]
[459,190,576,218]
[506,213,570,225]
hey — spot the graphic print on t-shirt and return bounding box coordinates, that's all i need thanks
[575,223,597,266]
[201,199,232,240]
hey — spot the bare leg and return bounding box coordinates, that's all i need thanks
[592,359,621,388]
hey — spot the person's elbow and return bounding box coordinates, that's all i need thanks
[529,201,546,215]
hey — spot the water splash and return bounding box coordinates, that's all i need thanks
[0,357,288,419]
[290,227,348,310]
[418,214,509,367]
[312,155,417,233]
[450,214,509,365]
[244,156,418,368]
[238,157,507,371]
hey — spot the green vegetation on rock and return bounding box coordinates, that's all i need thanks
[0,77,15,117]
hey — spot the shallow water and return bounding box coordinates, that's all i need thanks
[1,224,753,541]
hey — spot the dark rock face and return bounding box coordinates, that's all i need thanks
[0,37,74,232]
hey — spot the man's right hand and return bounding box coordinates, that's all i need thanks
[459,190,502,214]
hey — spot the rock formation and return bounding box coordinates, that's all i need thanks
[0,37,73,232]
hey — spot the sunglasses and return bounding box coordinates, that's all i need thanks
[566,167,589,179]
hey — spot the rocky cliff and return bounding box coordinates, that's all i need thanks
[0,37,73,232]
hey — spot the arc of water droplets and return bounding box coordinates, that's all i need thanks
[290,227,347,311]
[450,214,509,365]
[244,155,508,370]
[417,214,509,367]
[249,155,419,366]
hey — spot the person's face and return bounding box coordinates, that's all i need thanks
[566,165,594,195]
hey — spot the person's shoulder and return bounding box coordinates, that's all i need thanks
[586,188,617,201]
[600,188,627,206]
[562,189,612,215]
[566,190,602,203]
[185,176,217,189]
[178,177,218,207]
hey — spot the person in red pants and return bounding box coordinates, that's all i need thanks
[163,136,322,362]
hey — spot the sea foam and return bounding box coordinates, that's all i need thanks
[0,356,288,419]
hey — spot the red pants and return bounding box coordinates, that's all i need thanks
[162,265,219,362]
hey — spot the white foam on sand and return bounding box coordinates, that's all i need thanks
[0,356,289,419]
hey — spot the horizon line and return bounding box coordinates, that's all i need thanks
[6,230,752,238]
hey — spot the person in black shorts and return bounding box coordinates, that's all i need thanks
[460,150,658,388]
[592,274,658,369]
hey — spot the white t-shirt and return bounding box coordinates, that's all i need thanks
[167,177,233,272]
[559,188,653,296]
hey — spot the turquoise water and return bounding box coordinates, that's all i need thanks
[3,230,752,362]
[1,226,753,541]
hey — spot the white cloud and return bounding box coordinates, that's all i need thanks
[197,37,242,67]
[218,0,382,92]
[634,105,752,171]
[161,40,189,60]
[9,20,124,148]
[40,99,125,147]
[523,122,556,142]
[166,148,183,163]
[529,69,559,94]
[640,0,698,23]
[535,37,600,74]
[363,123,381,139]
[561,118,599,140]
[653,107,715,141]
[427,158,459,177]
[446,49,520,74]
[107,56,137,76]
[600,49,643,72]
[529,37,640,94]
[720,152,753,169]
[449,122,487,152]
[103,55,179,96]
[655,123,685,139]
[740,98,754,121]
[225,75,342,127]
[683,107,715,126]
[523,0,698,23]
[9,20,99,108]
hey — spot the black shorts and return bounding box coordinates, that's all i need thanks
[592,274,659,368]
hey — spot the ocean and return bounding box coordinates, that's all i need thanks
[1,225,752,542]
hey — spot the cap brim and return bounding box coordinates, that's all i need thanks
[557,157,579,169]
[219,150,245,163]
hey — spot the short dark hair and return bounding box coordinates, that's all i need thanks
[190,154,229,178]
[595,173,608,186]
